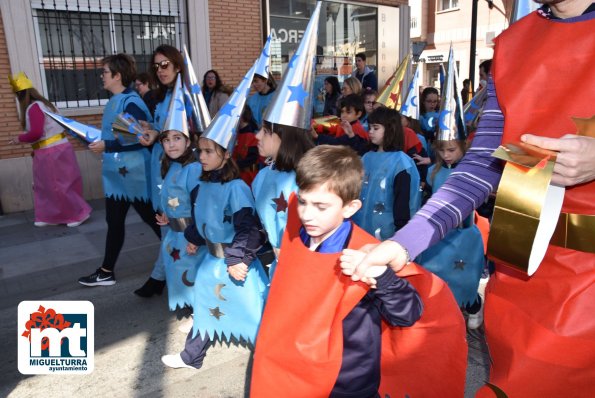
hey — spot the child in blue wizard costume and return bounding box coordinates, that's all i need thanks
[247,36,277,128]
[136,44,211,297]
[79,54,161,287]
[252,12,317,281]
[415,47,484,330]
[161,62,269,370]
[154,74,205,310]
[353,107,421,241]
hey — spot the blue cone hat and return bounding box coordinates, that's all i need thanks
[400,67,420,119]
[43,111,101,143]
[254,35,272,79]
[437,45,467,141]
[162,74,189,138]
[182,45,211,133]
[263,1,321,130]
[201,61,257,153]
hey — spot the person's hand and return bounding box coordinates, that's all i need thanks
[310,127,319,140]
[8,137,19,145]
[342,240,409,283]
[88,140,105,154]
[521,134,595,187]
[340,246,387,288]
[155,212,169,226]
[228,262,248,282]
[341,120,355,138]
[412,153,431,166]
[186,242,198,255]
[139,123,158,146]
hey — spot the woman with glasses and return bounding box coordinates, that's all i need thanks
[78,53,160,288]
[135,44,197,298]
[202,69,229,117]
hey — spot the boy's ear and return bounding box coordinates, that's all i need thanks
[355,111,363,119]
[342,199,362,219]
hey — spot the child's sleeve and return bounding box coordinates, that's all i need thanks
[224,208,264,266]
[18,103,44,143]
[372,269,423,327]
[183,184,205,246]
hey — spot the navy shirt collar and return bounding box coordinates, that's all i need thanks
[299,219,353,254]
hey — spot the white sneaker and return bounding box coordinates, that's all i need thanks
[467,307,484,330]
[67,214,90,227]
[34,221,57,227]
[161,353,195,369]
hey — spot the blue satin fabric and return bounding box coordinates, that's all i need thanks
[354,151,421,241]
[191,179,269,343]
[101,92,152,201]
[251,166,298,280]
[416,165,485,306]
[160,161,205,310]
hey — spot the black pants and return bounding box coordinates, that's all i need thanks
[101,197,160,271]
[181,328,212,369]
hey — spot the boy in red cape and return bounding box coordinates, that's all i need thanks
[251,145,467,398]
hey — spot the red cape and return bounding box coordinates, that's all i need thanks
[251,194,467,397]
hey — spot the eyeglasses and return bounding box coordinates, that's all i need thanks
[153,60,171,70]
[205,76,216,81]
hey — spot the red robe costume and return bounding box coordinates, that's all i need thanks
[251,195,467,397]
[476,11,595,398]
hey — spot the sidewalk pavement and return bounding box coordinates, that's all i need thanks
[0,199,490,397]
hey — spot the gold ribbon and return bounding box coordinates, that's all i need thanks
[31,132,66,150]
[487,115,595,274]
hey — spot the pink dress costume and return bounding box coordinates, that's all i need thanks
[18,102,91,224]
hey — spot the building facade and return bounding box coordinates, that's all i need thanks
[0,0,408,213]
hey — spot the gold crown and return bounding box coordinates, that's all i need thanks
[8,72,33,93]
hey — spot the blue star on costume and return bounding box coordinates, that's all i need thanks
[288,53,299,69]
[287,84,309,108]
[190,83,201,95]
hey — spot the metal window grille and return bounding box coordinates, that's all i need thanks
[31,0,188,109]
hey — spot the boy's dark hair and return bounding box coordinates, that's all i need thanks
[159,132,196,178]
[355,52,366,62]
[136,72,153,86]
[102,53,137,88]
[198,138,240,183]
[151,44,185,103]
[262,121,314,172]
[339,94,364,115]
[367,107,404,152]
[479,59,492,74]
[296,145,363,204]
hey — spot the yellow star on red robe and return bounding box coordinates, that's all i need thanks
[272,191,288,213]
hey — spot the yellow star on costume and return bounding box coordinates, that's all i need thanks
[209,307,224,320]
[167,197,180,210]
[572,115,595,138]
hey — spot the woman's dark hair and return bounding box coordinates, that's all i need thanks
[202,69,223,92]
[262,120,314,172]
[16,88,57,129]
[324,76,341,97]
[367,107,404,152]
[102,53,137,88]
[199,138,240,183]
[151,44,184,104]
[159,132,196,178]
[420,86,439,115]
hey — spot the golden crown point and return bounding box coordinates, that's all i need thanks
[8,72,33,93]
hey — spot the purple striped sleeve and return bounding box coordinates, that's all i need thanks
[390,76,505,258]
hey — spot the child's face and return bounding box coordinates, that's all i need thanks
[255,126,281,159]
[297,183,361,244]
[423,93,439,113]
[198,138,227,171]
[364,95,376,114]
[162,130,189,159]
[340,107,362,123]
[438,140,464,166]
[252,76,268,93]
[368,123,385,147]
